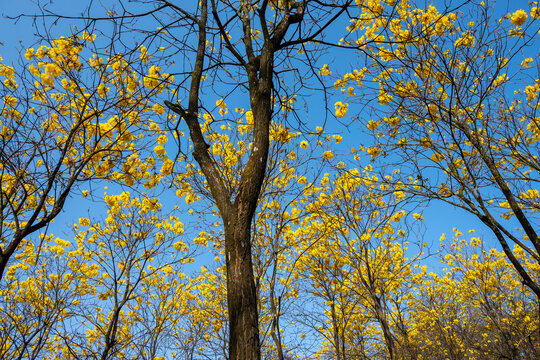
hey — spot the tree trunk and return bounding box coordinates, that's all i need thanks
[371,292,397,360]
[224,215,261,360]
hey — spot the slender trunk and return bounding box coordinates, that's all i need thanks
[269,245,285,360]
[330,300,343,360]
[370,292,397,360]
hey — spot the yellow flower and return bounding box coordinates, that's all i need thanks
[511,10,527,26]
[45,63,62,77]
[386,117,400,127]
[532,7,540,19]
[300,141,309,149]
[153,103,165,115]
[334,102,348,118]
[394,191,405,200]
[82,32,96,43]
[3,78,17,89]
[216,99,226,108]
[3,95,18,107]
[139,45,151,63]
[367,146,381,159]
[418,137,432,148]
[431,152,443,162]
[398,138,408,147]
[153,145,166,156]
[454,31,475,48]
[24,48,34,60]
[367,120,380,130]
[439,186,452,198]
[156,134,168,144]
[97,83,108,98]
[319,64,331,76]
[245,110,254,124]
[520,189,539,199]
[323,150,334,160]
[160,159,174,175]
[378,91,393,105]
[185,192,196,204]
[521,57,533,68]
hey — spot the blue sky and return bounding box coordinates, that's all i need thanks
[0,0,533,267]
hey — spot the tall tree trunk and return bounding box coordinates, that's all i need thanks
[224,215,261,360]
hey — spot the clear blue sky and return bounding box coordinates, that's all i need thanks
[0,0,532,262]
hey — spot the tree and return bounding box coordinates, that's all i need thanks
[406,229,539,360]
[293,166,425,360]
[161,1,347,355]
[338,0,540,297]
[0,32,171,279]
[0,193,193,360]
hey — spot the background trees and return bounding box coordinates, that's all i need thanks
[404,230,539,360]
[0,193,192,359]
[0,32,172,279]
[338,0,540,298]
